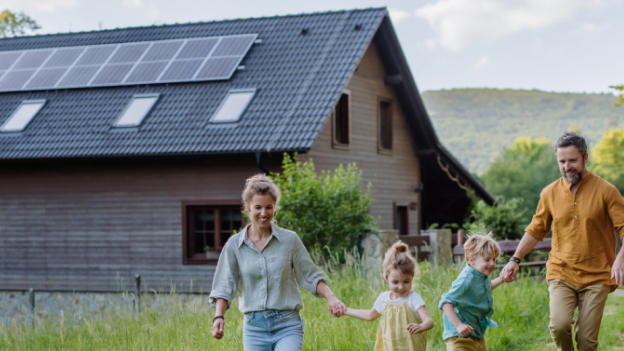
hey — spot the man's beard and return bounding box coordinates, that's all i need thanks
[563,169,582,185]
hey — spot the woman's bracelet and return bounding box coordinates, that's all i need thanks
[213,316,224,323]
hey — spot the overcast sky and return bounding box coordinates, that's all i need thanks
[2,0,622,94]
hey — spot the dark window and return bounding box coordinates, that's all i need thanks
[396,206,408,235]
[183,204,243,264]
[379,101,393,150]
[334,93,349,145]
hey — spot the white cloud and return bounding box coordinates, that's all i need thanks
[0,0,79,13]
[416,0,605,51]
[582,22,598,31]
[121,0,161,20]
[388,8,410,24]
[473,56,490,69]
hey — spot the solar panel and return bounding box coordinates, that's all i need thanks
[44,48,84,68]
[0,34,257,93]
[25,68,68,89]
[0,52,23,70]
[13,50,53,69]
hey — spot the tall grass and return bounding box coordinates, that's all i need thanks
[1,250,622,350]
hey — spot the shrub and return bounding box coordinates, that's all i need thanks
[464,197,526,240]
[273,154,377,260]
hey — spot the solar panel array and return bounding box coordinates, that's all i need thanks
[0,34,257,92]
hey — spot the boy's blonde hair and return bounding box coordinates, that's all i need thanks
[464,232,501,260]
[382,241,417,279]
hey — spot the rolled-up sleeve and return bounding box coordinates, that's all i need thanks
[606,185,624,240]
[208,240,239,309]
[525,189,552,241]
[292,235,326,297]
[438,276,467,310]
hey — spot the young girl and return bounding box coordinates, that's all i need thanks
[344,241,433,351]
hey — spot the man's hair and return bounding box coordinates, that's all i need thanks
[555,131,587,156]
[464,232,501,260]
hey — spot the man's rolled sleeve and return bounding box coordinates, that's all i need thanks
[605,185,624,240]
[525,191,552,241]
[292,235,326,297]
[208,240,239,309]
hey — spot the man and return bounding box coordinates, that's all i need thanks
[501,131,624,351]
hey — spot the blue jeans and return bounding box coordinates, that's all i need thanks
[243,310,304,351]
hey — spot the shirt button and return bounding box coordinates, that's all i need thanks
[574,202,577,205]
[575,216,578,219]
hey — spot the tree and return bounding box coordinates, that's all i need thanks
[0,10,40,38]
[611,85,624,108]
[272,154,376,261]
[590,129,624,194]
[481,137,560,224]
[464,197,526,240]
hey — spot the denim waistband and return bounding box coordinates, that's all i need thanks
[244,310,300,319]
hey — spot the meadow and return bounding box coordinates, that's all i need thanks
[1,251,623,351]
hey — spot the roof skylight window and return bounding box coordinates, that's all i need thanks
[211,89,256,123]
[1,100,45,133]
[114,94,159,128]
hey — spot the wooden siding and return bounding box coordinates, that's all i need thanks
[0,155,280,292]
[300,42,422,234]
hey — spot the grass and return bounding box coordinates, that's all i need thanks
[1,251,623,351]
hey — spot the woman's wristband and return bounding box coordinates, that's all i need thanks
[213,316,224,323]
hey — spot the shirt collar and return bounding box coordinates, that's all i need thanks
[238,223,282,248]
[465,263,487,279]
[565,171,594,191]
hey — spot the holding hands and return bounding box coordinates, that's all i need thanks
[500,261,520,283]
[327,295,347,317]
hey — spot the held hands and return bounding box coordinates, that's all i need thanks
[456,323,474,338]
[406,323,425,335]
[500,261,520,282]
[327,295,347,317]
[212,318,224,339]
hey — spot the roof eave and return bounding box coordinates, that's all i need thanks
[372,15,495,205]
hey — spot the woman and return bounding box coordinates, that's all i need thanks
[209,174,346,350]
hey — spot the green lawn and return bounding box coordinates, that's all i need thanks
[2,257,623,350]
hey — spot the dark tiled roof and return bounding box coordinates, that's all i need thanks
[0,8,385,159]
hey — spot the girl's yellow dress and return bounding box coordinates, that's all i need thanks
[375,301,427,351]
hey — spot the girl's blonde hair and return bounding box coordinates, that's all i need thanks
[464,232,501,260]
[382,241,417,279]
[242,174,281,211]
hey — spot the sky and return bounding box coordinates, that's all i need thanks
[1,0,623,94]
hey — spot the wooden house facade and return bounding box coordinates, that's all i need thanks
[0,8,493,293]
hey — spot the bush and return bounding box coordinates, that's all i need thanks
[464,197,526,240]
[273,154,376,260]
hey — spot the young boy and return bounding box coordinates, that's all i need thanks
[439,233,507,351]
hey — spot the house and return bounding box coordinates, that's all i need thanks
[0,8,494,293]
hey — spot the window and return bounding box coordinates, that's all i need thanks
[114,94,159,127]
[333,92,350,146]
[379,100,393,151]
[395,205,408,235]
[182,202,243,264]
[1,100,45,133]
[211,89,256,123]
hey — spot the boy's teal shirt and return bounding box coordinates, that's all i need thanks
[438,263,498,340]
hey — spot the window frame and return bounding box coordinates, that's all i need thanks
[113,94,159,128]
[181,200,244,265]
[0,99,46,133]
[331,90,351,149]
[378,97,393,154]
[210,88,256,123]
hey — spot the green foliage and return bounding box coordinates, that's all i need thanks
[0,10,40,38]
[3,251,623,350]
[480,137,560,224]
[610,85,624,107]
[272,154,376,260]
[422,88,622,173]
[590,129,624,193]
[464,197,526,240]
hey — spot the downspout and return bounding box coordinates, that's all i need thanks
[255,152,270,175]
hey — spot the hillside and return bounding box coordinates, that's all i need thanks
[421,89,622,174]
